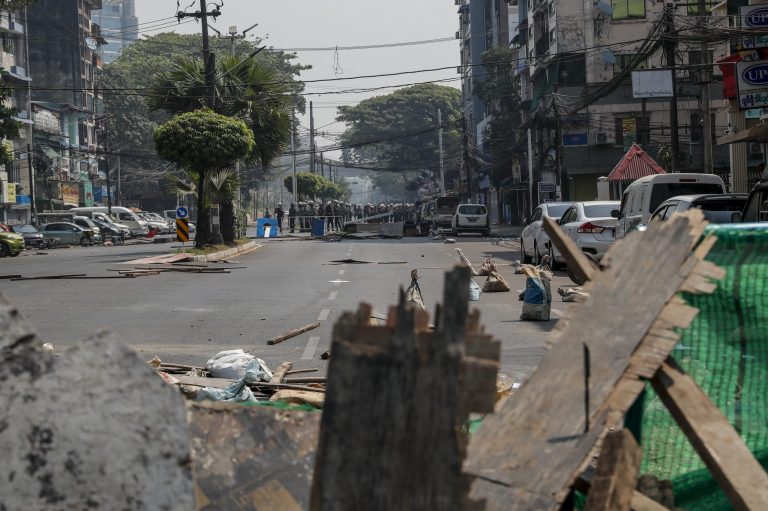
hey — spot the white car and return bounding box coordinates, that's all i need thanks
[451,203,490,236]
[549,201,620,269]
[520,202,573,264]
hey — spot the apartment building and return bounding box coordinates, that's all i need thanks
[0,9,33,225]
[92,0,139,64]
[27,0,106,211]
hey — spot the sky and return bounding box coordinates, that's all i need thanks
[133,0,461,160]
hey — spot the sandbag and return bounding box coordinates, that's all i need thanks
[405,269,425,310]
[478,257,496,276]
[520,267,552,321]
[206,349,272,382]
[469,279,482,301]
[482,270,510,292]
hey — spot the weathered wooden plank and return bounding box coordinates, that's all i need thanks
[651,358,768,511]
[266,322,321,345]
[465,211,715,511]
[584,429,642,511]
[310,266,498,511]
[270,361,293,383]
[542,216,596,283]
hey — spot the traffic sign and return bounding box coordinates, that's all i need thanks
[176,218,190,242]
[176,206,188,219]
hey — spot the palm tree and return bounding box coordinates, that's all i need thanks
[148,54,293,242]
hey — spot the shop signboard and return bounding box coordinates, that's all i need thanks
[82,181,94,207]
[60,183,80,206]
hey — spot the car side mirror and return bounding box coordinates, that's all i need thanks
[610,209,619,218]
[731,211,742,223]
[523,217,529,225]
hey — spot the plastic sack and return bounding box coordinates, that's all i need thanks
[478,257,496,276]
[244,358,273,383]
[197,380,256,403]
[482,270,510,292]
[520,268,552,321]
[405,269,425,310]
[469,279,482,301]
[206,349,271,381]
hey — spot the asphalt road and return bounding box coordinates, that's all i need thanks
[0,232,574,384]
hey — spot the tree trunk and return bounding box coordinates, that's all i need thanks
[195,170,209,248]
[221,201,235,245]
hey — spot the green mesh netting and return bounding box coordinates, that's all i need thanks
[640,225,768,510]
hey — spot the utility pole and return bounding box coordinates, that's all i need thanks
[104,139,112,215]
[291,109,298,200]
[116,148,121,205]
[664,4,680,172]
[527,128,534,216]
[177,1,220,109]
[438,108,445,195]
[26,144,35,222]
[552,100,566,201]
[320,152,324,178]
[309,101,316,173]
[698,0,713,173]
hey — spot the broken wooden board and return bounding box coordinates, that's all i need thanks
[652,358,768,510]
[465,210,719,510]
[310,266,500,511]
[188,401,320,511]
[120,253,190,265]
[267,322,321,345]
[0,293,193,511]
[270,389,325,408]
[270,361,293,383]
[543,216,597,284]
[584,429,642,511]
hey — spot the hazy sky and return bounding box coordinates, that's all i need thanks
[133,0,460,158]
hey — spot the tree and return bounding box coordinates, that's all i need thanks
[0,74,20,168]
[154,109,254,248]
[474,47,525,187]
[336,84,462,192]
[100,32,308,209]
[283,173,345,201]
[0,1,38,8]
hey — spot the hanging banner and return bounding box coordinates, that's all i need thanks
[737,60,768,108]
[82,181,94,207]
[60,183,80,206]
[6,183,16,204]
[622,118,637,151]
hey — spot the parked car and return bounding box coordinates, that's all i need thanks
[12,224,47,249]
[735,175,768,223]
[650,194,748,225]
[451,204,490,236]
[69,207,148,236]
[91,218,125,242]
[549,201,620,269]
[433,196,462,232]
[0,230,24,257]
[615,173,725,239]
[73,216,103,244]
[520,202,574,264]
[40,222,93,246]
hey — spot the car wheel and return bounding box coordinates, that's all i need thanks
[548,244,562,270]
[482,229,490,238]
[520,239,532,264]
[0,243,9,257]
[80,237,88,246]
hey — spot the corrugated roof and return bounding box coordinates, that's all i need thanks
[607,143,666,181]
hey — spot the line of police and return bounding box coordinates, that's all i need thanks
[266,201,416,233]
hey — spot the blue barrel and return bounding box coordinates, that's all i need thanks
[311,218,325,236]
[256,218,279,237]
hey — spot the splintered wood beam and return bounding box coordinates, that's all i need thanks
[266,322,321,345]
[269,361,293,383]
[542,216,596,284]
[584,429,642,511]
[651,358,768,511]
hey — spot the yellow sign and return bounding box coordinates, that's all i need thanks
[6,182,15,203]
[60,183,80,206]
[176,218,189,242]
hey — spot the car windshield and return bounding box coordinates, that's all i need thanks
[649,183,723,213]
[545,205,570,218]
[436,198,461,214]
[13,225,37,233]
[458,205,486,215]
[583,204,618,218]
[694,199,747,224]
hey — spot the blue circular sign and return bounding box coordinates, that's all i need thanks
[176,206,188,219]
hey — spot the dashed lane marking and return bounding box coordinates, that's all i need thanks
[302,336,320,360]
[330,280,350,286]
[318,308,331,321]
[328,291,338,301]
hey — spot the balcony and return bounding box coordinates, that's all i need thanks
[9,19,23,34]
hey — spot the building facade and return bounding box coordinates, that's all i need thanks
[92,0,138,64]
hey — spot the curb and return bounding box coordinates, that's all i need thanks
[188,240,262,263]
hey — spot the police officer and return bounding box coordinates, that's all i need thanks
[274,203,284,233]
[288,203,297,233]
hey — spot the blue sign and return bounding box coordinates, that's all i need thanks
[176,206,188,219]
[15,194,30,204]
[563,133,588,146]
[742,63,768,86]
[745,7,768,27]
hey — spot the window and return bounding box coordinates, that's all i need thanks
[690,113,716,144]
[611,0,645,19]
[545,204,571,219]
[584,204,618,218]
[615,115,649,147]
[687,0,713,15]
[458,205,487,215]
[613,54,647,76]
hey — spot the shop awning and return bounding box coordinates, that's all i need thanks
[717,124,768,145]
[607,143,666,181]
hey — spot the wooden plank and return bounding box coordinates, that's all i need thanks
[630,492,672,511]
[584,429,642,511]
[310,267,499,511]
[542,216,596,284]
[269,389,325,408]
[267,322,321,345]
[270,361,293,383]
[651,358,768,511]
[465,211,716,511]
[284,377,327,384]
[174,374,325,393]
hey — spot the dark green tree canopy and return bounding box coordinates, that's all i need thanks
[284,172,345,200]
[336,84,462,179]
[154,109,254,172]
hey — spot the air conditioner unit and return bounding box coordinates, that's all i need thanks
[456,31,461,39]
[596,132,608,144]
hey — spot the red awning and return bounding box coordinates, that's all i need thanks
[607,144,666,182]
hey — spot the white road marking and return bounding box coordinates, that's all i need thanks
[338,269,345,275]
[302,336,321,360]
[318,308,331,321]
[330,279,349,286]
[328,291,338,301]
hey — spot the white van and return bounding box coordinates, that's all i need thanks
[69,206,148,236]
[615,173,725,239]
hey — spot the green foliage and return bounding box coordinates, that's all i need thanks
[0,74,20,168]
[284,172,344,200]
[0,1,38,9]
[154,109,254,172]
[474,47,524,185]
[336,83,462,186]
